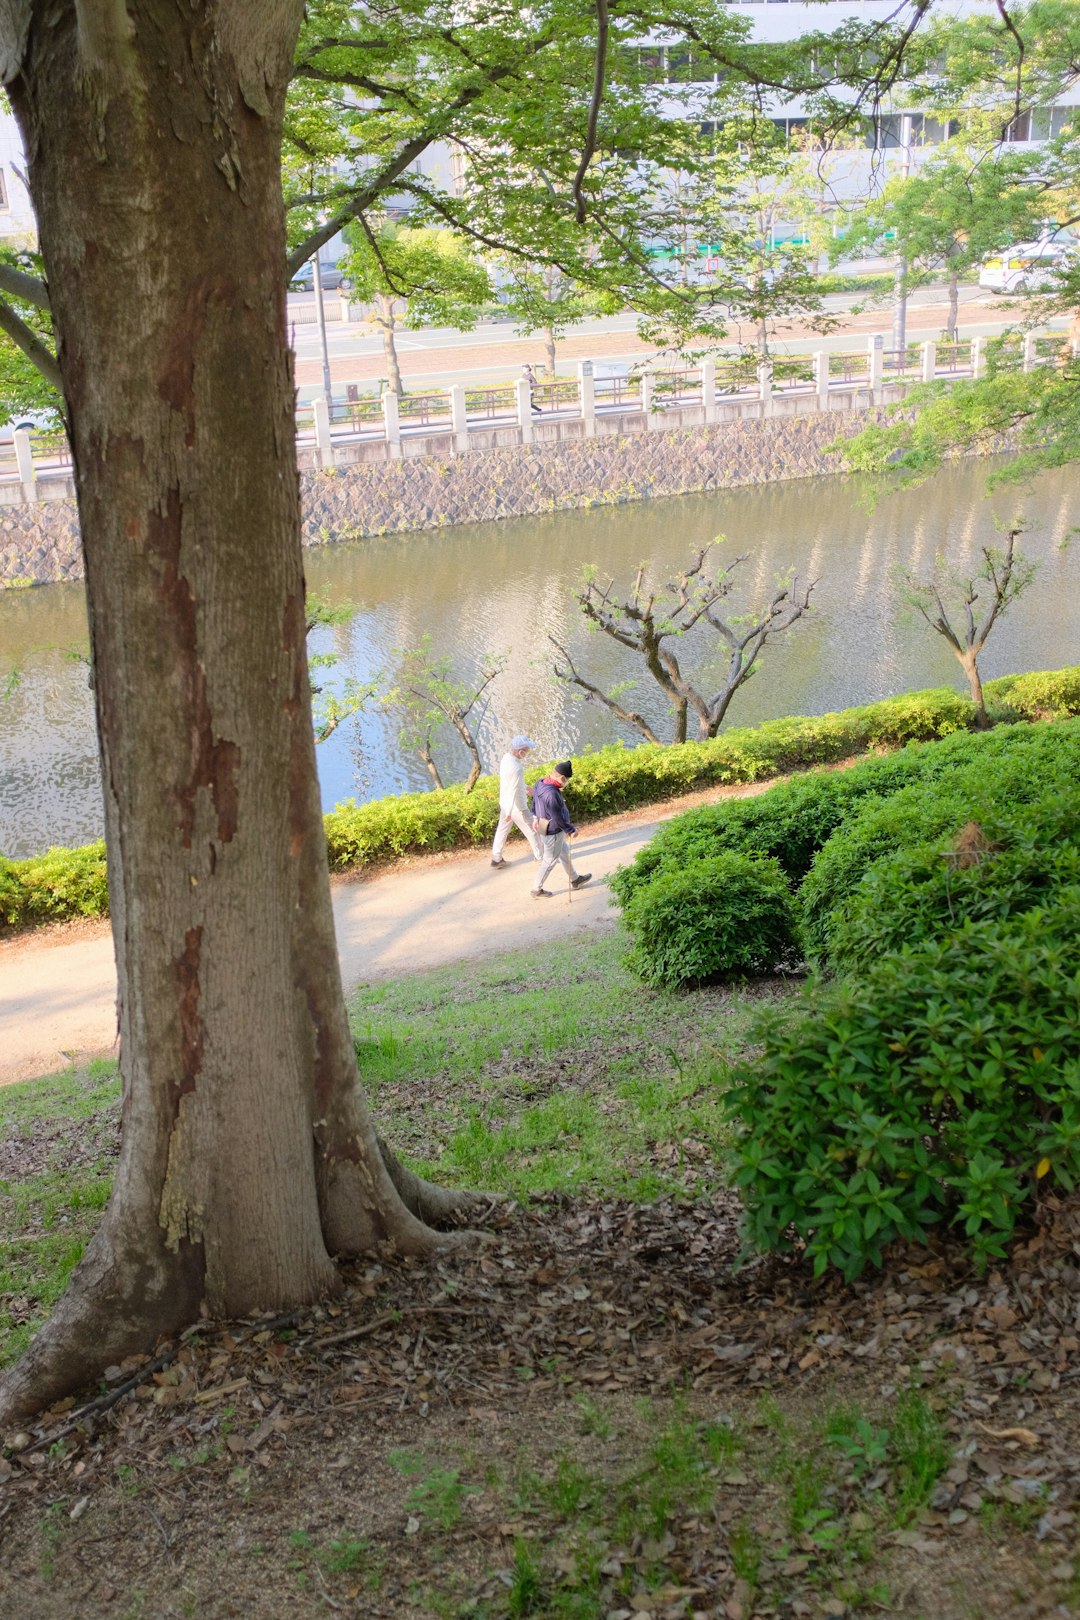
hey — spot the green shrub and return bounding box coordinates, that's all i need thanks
[798,719,1080,965]
[985,666,1080,721]
[323,779,501,867]
[611,751,938,908]
[825,791,1080,975]
[725,897,1080,1277]
[622,853,798,988]
[0,841,108,928]
[612,714,1080,912]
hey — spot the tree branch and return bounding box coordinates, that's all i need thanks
[0,294,63,394]
[549,634,662,745]
[573,0,609,225]
[0,260,50,312]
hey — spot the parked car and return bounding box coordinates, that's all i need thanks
[289,260,346,292]
[978,239,1070,293]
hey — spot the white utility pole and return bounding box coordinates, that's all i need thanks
[890,113,914,357]
[312,254,334,407]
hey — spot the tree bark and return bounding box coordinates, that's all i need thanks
[542,322,556,380]
[0,2,469,1429]
[961,651,991,728]
[945,269,959,340]
[378,295,404,397]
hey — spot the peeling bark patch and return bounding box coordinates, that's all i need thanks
[148,491,241,848]
[157,276,236,446]
[175,926,203,1095]
[207,738,240,843]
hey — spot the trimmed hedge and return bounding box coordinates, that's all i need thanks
[0,840,108,929]
[623,853,799,988]
[824,789,1080,976]
[2,665,1079,934]
[798,719,1080,965]
[612,710,1080,912]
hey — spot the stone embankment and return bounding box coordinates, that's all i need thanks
[1,409,878,588]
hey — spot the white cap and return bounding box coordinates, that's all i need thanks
[510,734,535,750]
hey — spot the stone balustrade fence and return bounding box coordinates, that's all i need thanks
[0,329,1066,506]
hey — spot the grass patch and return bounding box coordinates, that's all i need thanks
[400,1384,955,1618]
[349,930,789,1201]
[0,1056,119,1367]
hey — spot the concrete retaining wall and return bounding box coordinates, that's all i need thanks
[0,408,886,588]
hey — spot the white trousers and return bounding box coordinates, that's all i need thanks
[492,803,541,861]
[534,831,574,891]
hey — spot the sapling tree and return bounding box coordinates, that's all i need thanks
[552,545,814,744]
[901,527,1035,728]
[382,635,506,791]
[498,259,618,380]
[834,143,1055,339]
[339,223,492,397]
[306,595,377,745]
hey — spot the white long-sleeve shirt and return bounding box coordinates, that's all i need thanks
[498,751,529,816]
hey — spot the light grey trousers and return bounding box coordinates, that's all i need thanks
[534,831,574,891]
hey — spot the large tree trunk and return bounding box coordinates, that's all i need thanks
[0,2,467,1429]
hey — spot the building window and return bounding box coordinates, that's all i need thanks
[0,170,8,210]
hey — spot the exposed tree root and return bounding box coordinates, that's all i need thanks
[376,1133,493,1229]
[0,1222,204,1432]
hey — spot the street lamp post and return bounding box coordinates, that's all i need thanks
[890,113,913,358]
[312,253,333,407]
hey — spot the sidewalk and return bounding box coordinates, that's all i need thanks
[0,786,768,1088]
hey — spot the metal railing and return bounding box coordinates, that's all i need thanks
[2,329,1068,496]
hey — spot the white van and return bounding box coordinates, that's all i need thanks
[979,240,1069,294]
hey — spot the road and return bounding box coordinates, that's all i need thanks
[288,283,1054,398]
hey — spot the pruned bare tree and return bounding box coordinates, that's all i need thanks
[549,636,664,745]
[901,527,1035,729]
[383,635,506,792]
[552,546,814,744]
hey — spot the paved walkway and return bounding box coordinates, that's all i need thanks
[0,789,763,1088]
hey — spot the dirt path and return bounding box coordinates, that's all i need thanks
[0,785,766,1087]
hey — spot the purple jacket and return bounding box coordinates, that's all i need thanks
[532,776,575,837]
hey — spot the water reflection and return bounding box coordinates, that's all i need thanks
[2,459,1078,857]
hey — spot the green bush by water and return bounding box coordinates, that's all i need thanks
[0,840,108,929]
[1,665,1076,934]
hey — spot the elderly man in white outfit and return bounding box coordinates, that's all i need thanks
[491,734,543,867]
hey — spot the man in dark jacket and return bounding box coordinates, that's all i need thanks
[530,760,591,898]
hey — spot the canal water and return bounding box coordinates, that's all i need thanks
[1,458,1077,857]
